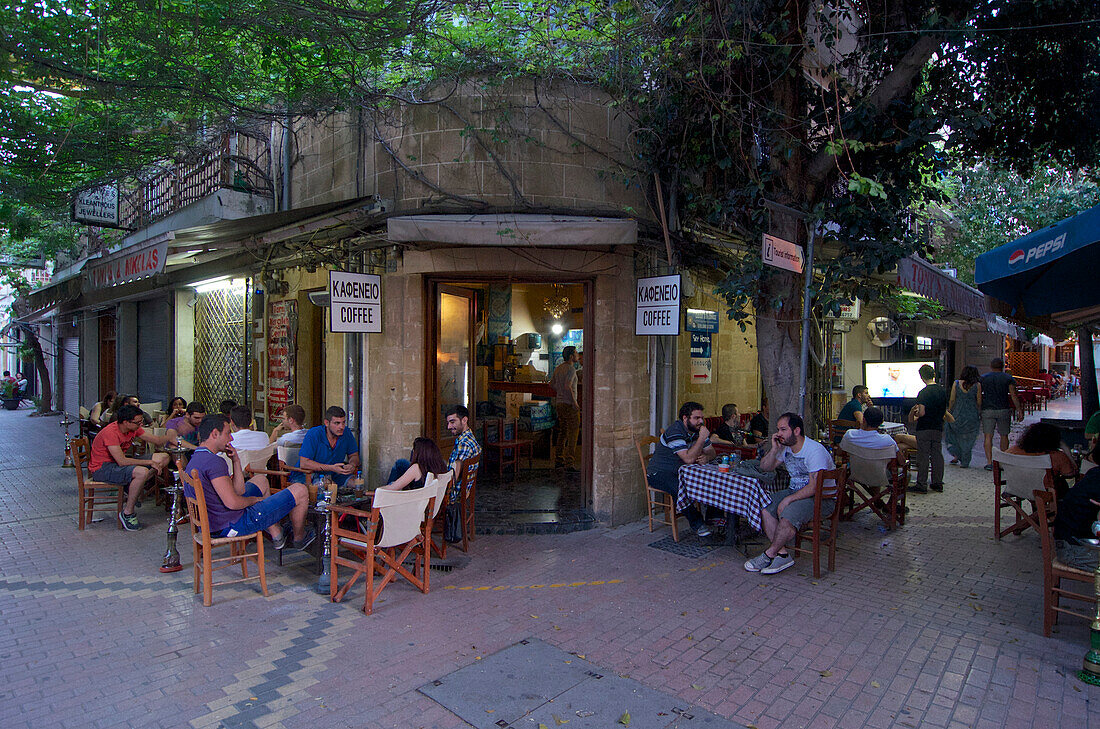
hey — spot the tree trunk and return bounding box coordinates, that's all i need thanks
[1080,327,1098,421]
[18,324,52,413]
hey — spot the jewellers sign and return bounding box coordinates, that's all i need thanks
[88,243,168,290]
[73,185,121,227]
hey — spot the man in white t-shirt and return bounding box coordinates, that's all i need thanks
[839,407,898,453]
[269,404,309,447]
[744,412,836,575]
[228,405,270,451]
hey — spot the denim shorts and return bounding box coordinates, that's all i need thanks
[92,455,151,485]
[220,483,298,537]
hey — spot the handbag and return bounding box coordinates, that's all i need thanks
[444,502,463,543]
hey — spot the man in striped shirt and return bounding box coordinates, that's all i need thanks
[647,401,716,538]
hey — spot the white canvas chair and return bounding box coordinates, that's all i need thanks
[328,484,436,614]
[992,449,1055,539]
[840,442,908,530]
[424,470,455,559]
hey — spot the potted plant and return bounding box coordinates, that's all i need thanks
[0,379,19,410]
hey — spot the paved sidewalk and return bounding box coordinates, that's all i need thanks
[1,407,1098,729]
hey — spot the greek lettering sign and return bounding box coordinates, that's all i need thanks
[329,271,382,333]
[635,274,681,336]
[762,234,805,274]
[73,185,120,227]
[87,242,168,290]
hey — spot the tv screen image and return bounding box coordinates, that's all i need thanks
[863,360,935,399]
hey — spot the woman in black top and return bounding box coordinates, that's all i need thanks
[384,437,447,491]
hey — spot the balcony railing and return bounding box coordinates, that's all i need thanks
[119,133,273,231]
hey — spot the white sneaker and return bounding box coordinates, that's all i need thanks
[761,553,795,574]
[744,552,773,572]
[695,524,712,538]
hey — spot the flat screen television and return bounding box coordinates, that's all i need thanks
[863,360,935,399]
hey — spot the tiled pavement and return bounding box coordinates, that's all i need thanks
[1,405,1098,729]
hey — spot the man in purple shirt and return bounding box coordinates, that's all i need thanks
[183,414,314,550]
[166,401,207,450]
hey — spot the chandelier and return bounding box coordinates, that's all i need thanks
[543,285,570,320]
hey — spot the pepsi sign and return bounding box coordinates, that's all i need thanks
[1009,233,1066,266]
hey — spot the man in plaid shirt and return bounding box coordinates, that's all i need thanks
[446,404,482,501]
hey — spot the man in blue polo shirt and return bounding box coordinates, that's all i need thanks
[297,405,360,486]
[183,414,313,550]
[647,401,716,538]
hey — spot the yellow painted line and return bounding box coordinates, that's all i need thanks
[443,578,624,591]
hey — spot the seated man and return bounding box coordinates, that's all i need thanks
[296,406,360,486]
[165,401,206,450]
[445,405,482,501]
[647,401,716,538]
[269,404,309,447]
[1054,448,1100,570]
[183,414,313,550]
[839,407,897,454]
[746,403,769,446]
[228,405,270,451]
[745,412,836,575]
[837,385,872,428]
[218,399,237,417]
[710,403,741,445]
[88,404,172,531]
[14,371,27,399]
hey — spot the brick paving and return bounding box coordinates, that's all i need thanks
[1,405,1098,729]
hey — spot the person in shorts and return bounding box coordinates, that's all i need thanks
[744,412,837,575]
[88,404,173,530]
[981,358,1022,470]
[183,414,314,550]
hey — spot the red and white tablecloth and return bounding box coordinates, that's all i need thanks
[677,464,772,532]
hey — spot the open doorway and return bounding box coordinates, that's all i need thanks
[426,278,593,533]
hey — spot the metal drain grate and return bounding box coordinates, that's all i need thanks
[647,534,725,558]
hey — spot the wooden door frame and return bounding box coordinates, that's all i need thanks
[423,275,595,503]
[425,284,478,446]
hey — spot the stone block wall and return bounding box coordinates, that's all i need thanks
[290,79,647,218]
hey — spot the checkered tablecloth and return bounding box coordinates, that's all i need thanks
[677,464,772,532]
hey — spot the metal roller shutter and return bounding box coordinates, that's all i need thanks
[137,298,170,405]
[61,337,80,415]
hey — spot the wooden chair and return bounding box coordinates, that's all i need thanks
[71,437,124,530]
[451,454,481,553]
[840,442,908,530]
[827,419,858,446]
[250,444,310,491]
[791,467,847,578]
[328,483,436,614]
[635,434,681,542]
[426,470,455,560]
[1034,489,1096,636]
[993,449,1055,539]
[483,418,534,479]
[179,468,268,607]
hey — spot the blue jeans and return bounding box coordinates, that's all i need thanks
[647,467,703,530]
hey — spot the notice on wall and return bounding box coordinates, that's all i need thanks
[635,273,681,335]
[762,234,805,274]
[690,332,712,383]
[267,299,298,421]
[330,270,382,333]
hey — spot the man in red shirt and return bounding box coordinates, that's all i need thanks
[89,404,172,530]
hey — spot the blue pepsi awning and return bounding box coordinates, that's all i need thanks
[975,203,1100,320]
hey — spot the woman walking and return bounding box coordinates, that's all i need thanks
[945,366,982,468]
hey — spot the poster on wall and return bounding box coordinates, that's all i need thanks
[267,300,298,421]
